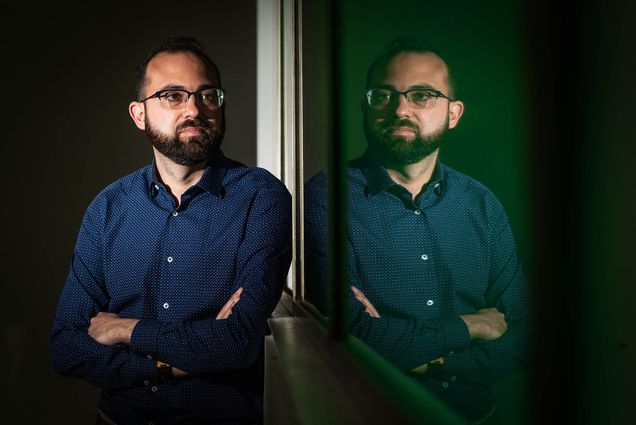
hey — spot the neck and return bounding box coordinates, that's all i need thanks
[384,150,439,200]
[153,148,208,206]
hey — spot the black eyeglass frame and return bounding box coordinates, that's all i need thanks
[141,88,226,110]
[365,87,452,110]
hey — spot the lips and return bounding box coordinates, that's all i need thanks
[384,119,419,134]
[391,126,416,134]
[180,127,204,134]
[177,119,210,135]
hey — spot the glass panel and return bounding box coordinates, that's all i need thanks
[315,1,534,423]
[302,0,332,317]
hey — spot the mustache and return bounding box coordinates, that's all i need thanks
[176,119,211,133]
[382,118,419,132]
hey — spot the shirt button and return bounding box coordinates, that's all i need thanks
[167,256,173,263]
[172,211,178,217]
[146,354,152,360]
[450,376,457,382]
[163,303,170,309]
[143,380,149,386]
[448,351,455,356]
[151,386,158,392]
[426,299,434,306]
[442,382,449,389]
[154,184,159,191]
[414,209,421,215]
[421,254,428,261]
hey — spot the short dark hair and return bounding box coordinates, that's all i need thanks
[134,36,220,100]
[365,37,456,98]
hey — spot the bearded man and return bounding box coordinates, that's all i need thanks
[48,36,291,425]
[304,38,533,424]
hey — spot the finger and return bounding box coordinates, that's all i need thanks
[228,288,244,309]
[217,301,233,319]
[216,308,230,320]
[351,286,366,302]
[366,303,380,318]
[351,286,380,317]
[216,300,233,319]
[216,288,244,319]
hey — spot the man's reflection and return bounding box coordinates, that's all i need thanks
[304,38,533,424]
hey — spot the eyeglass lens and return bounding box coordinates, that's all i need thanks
[159,89,223,110]
[367,88,438,110]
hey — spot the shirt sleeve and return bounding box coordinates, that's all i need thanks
[430,206,535,385]
[128,181,292,374]
[48,197,158,391]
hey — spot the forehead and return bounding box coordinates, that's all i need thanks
[370,52,449,92]
[145,51,219,91]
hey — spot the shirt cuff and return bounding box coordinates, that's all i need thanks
[436,348,474,381]
[126,352,161,385]
[130,319,164,355]
[437,316,471,354]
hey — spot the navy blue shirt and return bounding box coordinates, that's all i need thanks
[304,150,533,422]
[49,149,292,425]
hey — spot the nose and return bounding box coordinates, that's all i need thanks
[183,93,201,118]
[394,93,412,117]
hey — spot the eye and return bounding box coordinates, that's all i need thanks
[160,91,186,103]
[373,90,391,100]
[198,89,223,109]
[409,90,433,102]
[369,89,392,104]
[200,89,220,102]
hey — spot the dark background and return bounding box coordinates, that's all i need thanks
[0,2,257,423]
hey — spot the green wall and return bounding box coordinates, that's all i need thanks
[336,1,533,423]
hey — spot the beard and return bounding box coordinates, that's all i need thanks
[145,116,224,166]
[364,113,449,165]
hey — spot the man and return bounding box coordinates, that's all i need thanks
[48,36,291,425]
[304,38,533,424]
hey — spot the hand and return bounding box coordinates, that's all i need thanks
[411,363,428,374]
[88,312,139,345]
[216,287,244,319]
[460,307,507,341]
[351,286,380,318]
[410,356,445,375]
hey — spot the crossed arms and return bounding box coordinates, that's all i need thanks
[87,287,244,378]
[48,181,292,391]
[351,285,508,374]
[348,210,533,385]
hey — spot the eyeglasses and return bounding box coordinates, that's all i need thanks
[141,88,225,110]
[365,87,451,110]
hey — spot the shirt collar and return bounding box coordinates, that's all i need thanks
[146,147,231,198]
[356,148,446,197]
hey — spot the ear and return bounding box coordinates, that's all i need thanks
[448,100,464,129]
[129,101,146,130]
